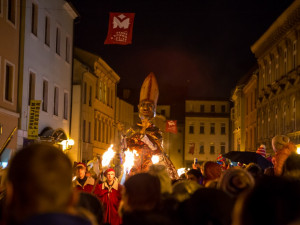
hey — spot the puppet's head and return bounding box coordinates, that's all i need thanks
[138,72,159,120]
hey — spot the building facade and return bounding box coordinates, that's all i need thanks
[71,48,120,163]
[251,0,300,150]
[17,0,78,149]
[185,99,230,166]
[0,0,21,166]
[243,71,258,151]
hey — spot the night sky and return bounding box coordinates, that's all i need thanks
[70,0,294,107]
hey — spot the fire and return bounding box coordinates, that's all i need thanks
[102,144,116,167]
[151,155,160,164]
[123,149,138,174]
[177,168,186,177]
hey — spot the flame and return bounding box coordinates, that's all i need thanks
[151,155,160,164]
[102,144,116,167]
[123,149,139,174]
[72,176,77,181]
[177,168,186,177]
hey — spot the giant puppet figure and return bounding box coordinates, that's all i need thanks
[124,72,179,180]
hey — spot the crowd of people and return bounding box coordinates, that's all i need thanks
[1,133,300,225]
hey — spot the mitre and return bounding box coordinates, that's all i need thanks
[139,72,159,106]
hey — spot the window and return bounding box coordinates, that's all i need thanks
[88,122,91,143]
[284,48,288,75]
[31,3,38,36]
[161,109,166,116]
[210,144,215,154]
[54,86,59,116]
[83,82,87,104]
[107,87,110,106]
[199,142,204,154]
[42,80,48,112]
[101,121,104,142]
[293,41,297,69]
[66,37,70,63]
[210,123,215,134]
[221,105,226,113]
[98,119,101,141]
[99,81,103,102]
[5,63,13,102]
[282,103,286,132]
[89,85,92,106]
[211,105,215,112]
[83,120,86,142]
[200,105,204,112]
[56,27,61,55]
[104,84,107,104]
[45,16,50,46]
[0,0,2,16]
[7,0,16,24]
[199,122,204,134]
[94,118,97,141]
[275,55,279,80]
[28,72,35,105]
[63,92,68,120]
[221,123,226,135]
[189,125,194,134]
[220,142,225,154]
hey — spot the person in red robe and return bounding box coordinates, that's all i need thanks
[97,168,123,225]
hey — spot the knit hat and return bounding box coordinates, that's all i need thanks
[104,168,115,175]
[256,145,266,158]
[76,162,87,169]
[217,153,225,162]
[272,135,290,152]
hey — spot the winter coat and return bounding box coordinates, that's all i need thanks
[74,176,98,194]
[97,179,123,225]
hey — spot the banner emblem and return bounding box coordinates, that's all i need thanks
[104,12,135,45]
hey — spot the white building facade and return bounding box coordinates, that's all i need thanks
[17,0,78,148]
[185,99,230,166]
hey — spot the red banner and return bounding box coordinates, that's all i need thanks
[165,120,178,134]
[104,12,135,45]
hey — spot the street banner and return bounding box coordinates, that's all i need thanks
[27,100,41,139]
[104,12,135,45]
[188,143,195,155]
[166,120,178,134]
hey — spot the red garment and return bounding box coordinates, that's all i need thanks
[74,176,99,193]
[97,180,123,225]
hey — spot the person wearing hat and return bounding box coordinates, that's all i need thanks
[271,135,297,176]
[73,162,99,194]
[97,168,123,225]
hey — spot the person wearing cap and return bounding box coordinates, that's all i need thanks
[97,168,123,225]
[73,162,99,194]
[271,135,297,176]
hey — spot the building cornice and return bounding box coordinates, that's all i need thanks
[251,1,300,58]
